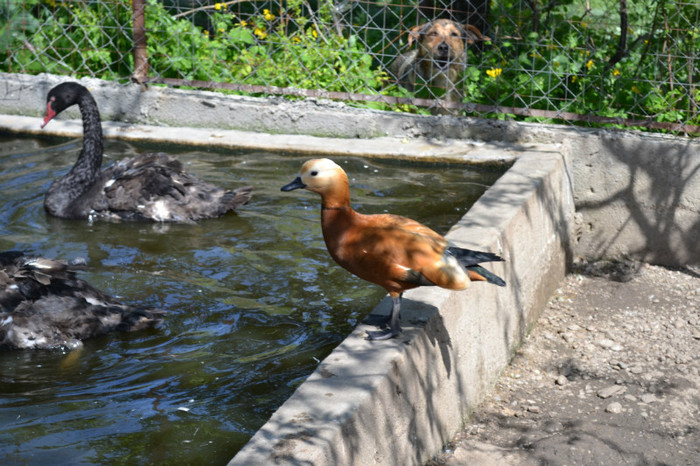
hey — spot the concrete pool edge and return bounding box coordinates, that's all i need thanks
[229,148,575,464]
[0,114,521,166]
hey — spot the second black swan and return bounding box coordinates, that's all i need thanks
[41,82,253,222]
[0,250,163,350]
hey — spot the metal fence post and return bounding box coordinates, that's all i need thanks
[132,0,149,83]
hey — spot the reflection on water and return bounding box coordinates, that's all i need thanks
[0,132,504,464]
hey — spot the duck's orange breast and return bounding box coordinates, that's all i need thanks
[321,208,468,294]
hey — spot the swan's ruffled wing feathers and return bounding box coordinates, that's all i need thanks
[94,153,252,222]
[1,251,163,350]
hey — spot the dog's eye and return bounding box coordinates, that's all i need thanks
[311,170,318,176]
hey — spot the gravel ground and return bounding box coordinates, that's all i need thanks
[427,260,700,465]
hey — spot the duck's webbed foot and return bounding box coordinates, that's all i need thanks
[365,294,402,340]
[366,326,401,340]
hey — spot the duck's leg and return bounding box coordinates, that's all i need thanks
[366,294,402,340]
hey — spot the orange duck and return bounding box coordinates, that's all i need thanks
[281,158,505,340]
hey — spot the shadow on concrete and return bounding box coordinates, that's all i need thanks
[577,135,700,266]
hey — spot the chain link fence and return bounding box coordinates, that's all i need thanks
[2,0,698,132]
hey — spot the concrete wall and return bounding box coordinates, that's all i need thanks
[568,131,700,266]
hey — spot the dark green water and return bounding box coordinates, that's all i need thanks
[0,132,504,464]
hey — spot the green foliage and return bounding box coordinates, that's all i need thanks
[0,0,41,52]
[0,0,695,129]
[1,0,408,109]
[472,0,699,130]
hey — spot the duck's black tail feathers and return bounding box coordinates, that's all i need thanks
[448,247,506,287]
[466,265,506,287]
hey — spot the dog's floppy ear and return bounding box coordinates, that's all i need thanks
[407,23,430,47]
[462,24,491,44]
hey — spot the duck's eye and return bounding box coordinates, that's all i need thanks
[311,170,318,176]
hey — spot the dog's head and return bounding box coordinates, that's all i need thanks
[408,20,488,68]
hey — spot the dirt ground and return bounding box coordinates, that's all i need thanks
[427,260,700,465]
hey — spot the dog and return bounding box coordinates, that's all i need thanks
[390,19,489,113]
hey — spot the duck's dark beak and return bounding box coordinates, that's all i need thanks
[281,177,306,192]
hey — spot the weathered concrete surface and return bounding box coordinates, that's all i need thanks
[568,131,700,266]
[0,114,518,165]
[0,72,554,141]
[229,148,575,465]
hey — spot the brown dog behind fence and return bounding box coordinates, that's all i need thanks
[389,19,489,114]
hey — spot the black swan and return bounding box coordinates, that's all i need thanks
[0,250,163,350]
[41,82,253,222]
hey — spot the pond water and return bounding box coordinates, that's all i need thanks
[0,132,504,464]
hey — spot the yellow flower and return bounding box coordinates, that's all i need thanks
[586,59,594,70]
[312,29,318,38]
[214,3,222,10]
[239,20,248,27]
[263,9,275,21]
[612,69,621,77]
[486,68,502,78]
[581,21,587,28]
[204,30,209,36]
[571,75,577,83]
[631,85,640,94]
[254,27,267,39]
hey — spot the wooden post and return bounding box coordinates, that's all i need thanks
[131,0,149,83]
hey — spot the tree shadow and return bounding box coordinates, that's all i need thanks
[577,135,700,266]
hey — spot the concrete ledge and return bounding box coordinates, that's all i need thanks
[230,148,576,465]
[0,72,557,142]
[0,114,520,165]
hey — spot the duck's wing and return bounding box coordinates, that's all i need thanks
[334,213,465,291]
[381,219,506,288]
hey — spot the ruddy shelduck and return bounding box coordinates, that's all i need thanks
[281,158,506,340]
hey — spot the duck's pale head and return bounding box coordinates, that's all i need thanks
[281,158,347,195]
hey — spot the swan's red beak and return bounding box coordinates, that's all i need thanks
[41,99,56,129]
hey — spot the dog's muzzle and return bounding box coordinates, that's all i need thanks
[436,42,452,67]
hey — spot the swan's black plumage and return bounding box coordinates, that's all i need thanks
[41,82,253,222]
[0,251,163,350]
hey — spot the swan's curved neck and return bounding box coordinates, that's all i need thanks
[44,91,104,217]
[72,91,103,180]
